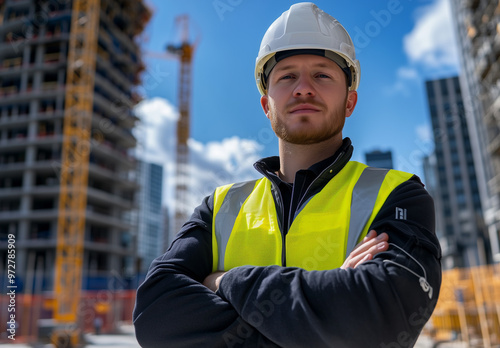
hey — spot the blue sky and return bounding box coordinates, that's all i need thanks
[134,0,460,211]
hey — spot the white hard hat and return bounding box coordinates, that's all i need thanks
[255,2,361,95]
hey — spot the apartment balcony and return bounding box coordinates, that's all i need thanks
[0,208,58,222]
[0,208,132,232]
[91,138,135,168]
[22,238,55,249]
[84,240,126,254]
[0,135,29,150]
[88,162,139,190]
[0,161,25,176]
[98,9,140,58]
[488,133,500,156]
[0,187,23,200]
[96,54,134,93]
[0,85,19,96]
[0,85,65,106]
[93,93,138,128]
[0,133,63,149]
[0,113,29,127]
[87,187,133,211]
[85,233,134,255]
[489,172,500,197]
[35,108,65,122]
[86,209,132,230]
[0,56,22,70]
[484,95,500,124]
[92,112,136,148]
[22,229,130,251]
[0,60,66,80]
[94,74,134,111]
[0,11,26,34]
[0,29,71,56]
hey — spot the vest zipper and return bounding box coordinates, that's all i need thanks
[277,188,288,267]
[282,150,346,267]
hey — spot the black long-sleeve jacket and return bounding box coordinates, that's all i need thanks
[133,139,442,347]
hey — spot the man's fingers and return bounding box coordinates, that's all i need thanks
[342,241,389,269]
[352,232,388,256]
[362,229,377,243]
[341,231,390,269]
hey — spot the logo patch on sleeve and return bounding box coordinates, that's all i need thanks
[395,207,407,220]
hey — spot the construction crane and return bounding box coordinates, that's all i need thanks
[166,15,197,234]
[53,0,99,345]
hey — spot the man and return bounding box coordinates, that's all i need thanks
[133,3,441,347]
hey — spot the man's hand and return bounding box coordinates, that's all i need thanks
[203,271,226,292]
[341,230,389,269]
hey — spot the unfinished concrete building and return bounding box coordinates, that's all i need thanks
[0,0,151,292]
[450,0,500,262]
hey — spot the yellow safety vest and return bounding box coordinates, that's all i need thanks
[212,161,413,272]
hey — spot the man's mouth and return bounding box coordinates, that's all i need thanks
[289,104,321,114]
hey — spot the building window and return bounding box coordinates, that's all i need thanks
[440,78,449,96]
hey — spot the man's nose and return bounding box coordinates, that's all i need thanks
[293,75,316,97]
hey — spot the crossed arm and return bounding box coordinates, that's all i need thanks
[134,180,441,347]
[203,229,389,292]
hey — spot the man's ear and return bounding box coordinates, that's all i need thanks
[261,94,270,119]
[345,90,358,118]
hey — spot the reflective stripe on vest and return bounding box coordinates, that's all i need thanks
[212,161,413,271]
[346,167,390,257]
[213,180,258,272]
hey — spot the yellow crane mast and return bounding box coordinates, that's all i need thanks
[167,15,196,233]
[53,0,99,342]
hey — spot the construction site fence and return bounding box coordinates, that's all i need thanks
[427,264,500,346]
[0,289,137,344]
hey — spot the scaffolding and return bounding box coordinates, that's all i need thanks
[429,264,500,347]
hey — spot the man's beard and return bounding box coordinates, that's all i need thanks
[268,98,347,145]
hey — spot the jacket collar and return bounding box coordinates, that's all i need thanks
[254,138,354,184]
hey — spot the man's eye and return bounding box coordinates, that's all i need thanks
[316,73,330,78]
[279,75,293,80]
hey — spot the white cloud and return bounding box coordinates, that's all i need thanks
[133,97,178,164]
[414,123,435,157]
[397,66,419,80]
[383,67,419,95]
[416,123,433,144]
[133,97,263,226]
[403,0,459,70]
[385,0,459,96]
[383,80,410,96]
[187,137,262,208]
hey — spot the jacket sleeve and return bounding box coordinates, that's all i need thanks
[216,178,442,347]
[132,195,280,348]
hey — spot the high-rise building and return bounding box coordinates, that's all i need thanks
[0,0,151,291]
[450,0,500,262]
[422,153,446,244]
[425,76,487,268]
[135,160,164,274]
[162,205,172,252]
[365,150,394,169]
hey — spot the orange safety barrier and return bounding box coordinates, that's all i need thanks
[427,264,500,347]
[0,290,137,344]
